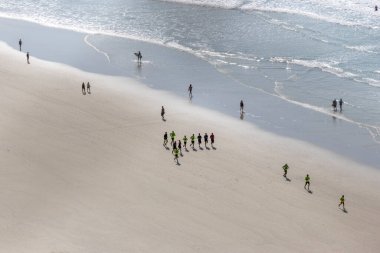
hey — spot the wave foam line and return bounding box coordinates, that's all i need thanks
[84,34,111,63]
[162,0,380,29]
[270,57,380,88]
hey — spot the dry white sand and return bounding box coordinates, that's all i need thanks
[0,42,379,253]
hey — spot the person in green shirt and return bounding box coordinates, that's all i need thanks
[172,148,179,164]
[282,163,289,178]
[183,135,188,149]
[339,195,345,209]
[190,134,195,149]
[304,174,310,190]
[170,130,176,145]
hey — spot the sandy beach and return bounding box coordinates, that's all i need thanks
[0,41,380,252]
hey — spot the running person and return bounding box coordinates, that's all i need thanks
[210,133,215,148]
[163,132,168,147]
[172,148,179,164]
[339,98,343,112]
[170,130,176,145]
[338,195,345,209]
[197,133,202,148]
[190,134,195,148]
[240,100,244,113]
[204,133,208,148]
[82,82,86,94]
[282,163,289,177]
[304,174,311,190]
[19,39,22,51]
[178,140,182,155]
[183,135,188,149]
[172,140,177,150]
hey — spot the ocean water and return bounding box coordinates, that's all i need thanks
[0,0,379,166]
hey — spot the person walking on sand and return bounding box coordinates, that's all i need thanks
[210,133,215,148]
[170,131,175,145]
[163,131,168,147]
[161,106,165,121]
[178,140,182,155]
[304,174,311,191]
[19,39,22,51]
[204,133,208,148]
[282,163,289,178]
[197,133,202,148]
[183,135,188,149]
[190,134,195,148]
[240,100,244,114]
[82,82,86,95]
[339,98,343,112]
[87,82,91,94]
[188,84,193,98]
[170,130,176,145]
[338,195,345,209]
[172,148,179,164]
[26,52,30,64]
[172,140,177,150]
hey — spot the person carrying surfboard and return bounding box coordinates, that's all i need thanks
[134,51,142,63]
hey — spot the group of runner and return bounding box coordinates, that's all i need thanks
[163,131,215,164]
[282,163,345,210]
[162,85,346,210]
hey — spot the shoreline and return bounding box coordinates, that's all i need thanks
[0,16,379,169]
[1,40,380,252]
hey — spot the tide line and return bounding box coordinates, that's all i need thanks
[84,34,111,63]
